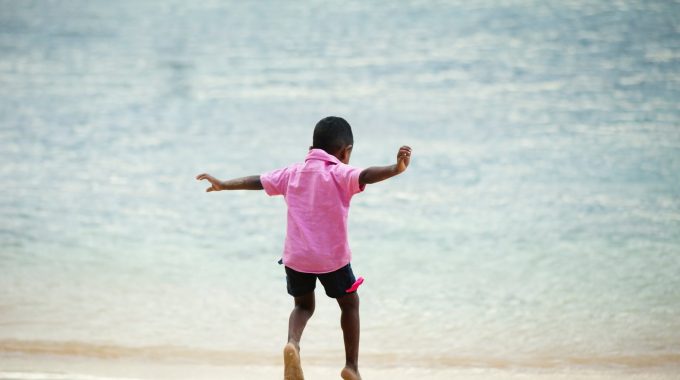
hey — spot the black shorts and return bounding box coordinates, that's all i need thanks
[285,263,356,298]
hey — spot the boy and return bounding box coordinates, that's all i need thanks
[196,116,411,380]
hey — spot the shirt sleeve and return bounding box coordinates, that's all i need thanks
[335,164,366,196]
[260,167,290,196]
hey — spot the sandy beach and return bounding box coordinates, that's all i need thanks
[2,351,679,380]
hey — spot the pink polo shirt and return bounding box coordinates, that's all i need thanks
[260,149,365,274]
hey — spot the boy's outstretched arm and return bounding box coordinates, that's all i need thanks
[359,145,412,185]
[196,173,263,191]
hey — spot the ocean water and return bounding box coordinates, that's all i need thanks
[1,0,679,376]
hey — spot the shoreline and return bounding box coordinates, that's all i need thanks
[2,350,679,380]
[2,339,679,370]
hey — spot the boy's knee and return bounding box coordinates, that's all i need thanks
[297,302,315,315]
[337,292,359,311]
[294,293,316,314]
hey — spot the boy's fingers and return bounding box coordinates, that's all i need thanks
[206,186,214,192]
[398,147,412,158]
[397,146,411,171]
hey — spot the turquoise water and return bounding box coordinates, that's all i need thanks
[1,0,679,371]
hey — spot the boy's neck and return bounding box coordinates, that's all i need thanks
[309,145,352,164]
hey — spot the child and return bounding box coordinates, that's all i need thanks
[196,116,411,380]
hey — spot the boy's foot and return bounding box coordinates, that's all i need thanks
[340,366,361,380]
[283,343,304,380]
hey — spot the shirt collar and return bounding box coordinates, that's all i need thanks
[306,148,341,164]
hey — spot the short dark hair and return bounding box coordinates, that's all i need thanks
[312,116,354,154]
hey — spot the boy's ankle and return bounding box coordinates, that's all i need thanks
[286,340,300,352]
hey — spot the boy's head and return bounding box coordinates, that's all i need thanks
[312,116,354,163]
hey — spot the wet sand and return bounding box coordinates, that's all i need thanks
[1,354,678,380]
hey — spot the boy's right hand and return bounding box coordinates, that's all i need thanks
[396,146,412,173]
[196,173,222,192]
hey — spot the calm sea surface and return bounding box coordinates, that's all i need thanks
[1,0,679,373]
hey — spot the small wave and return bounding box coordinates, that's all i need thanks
[1,339,679,370]
[0,339,277,366]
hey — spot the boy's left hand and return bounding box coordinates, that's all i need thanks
[396,146,412,173]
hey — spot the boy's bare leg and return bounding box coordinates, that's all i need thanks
[284,292,315,380]
[337,292,361,380]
